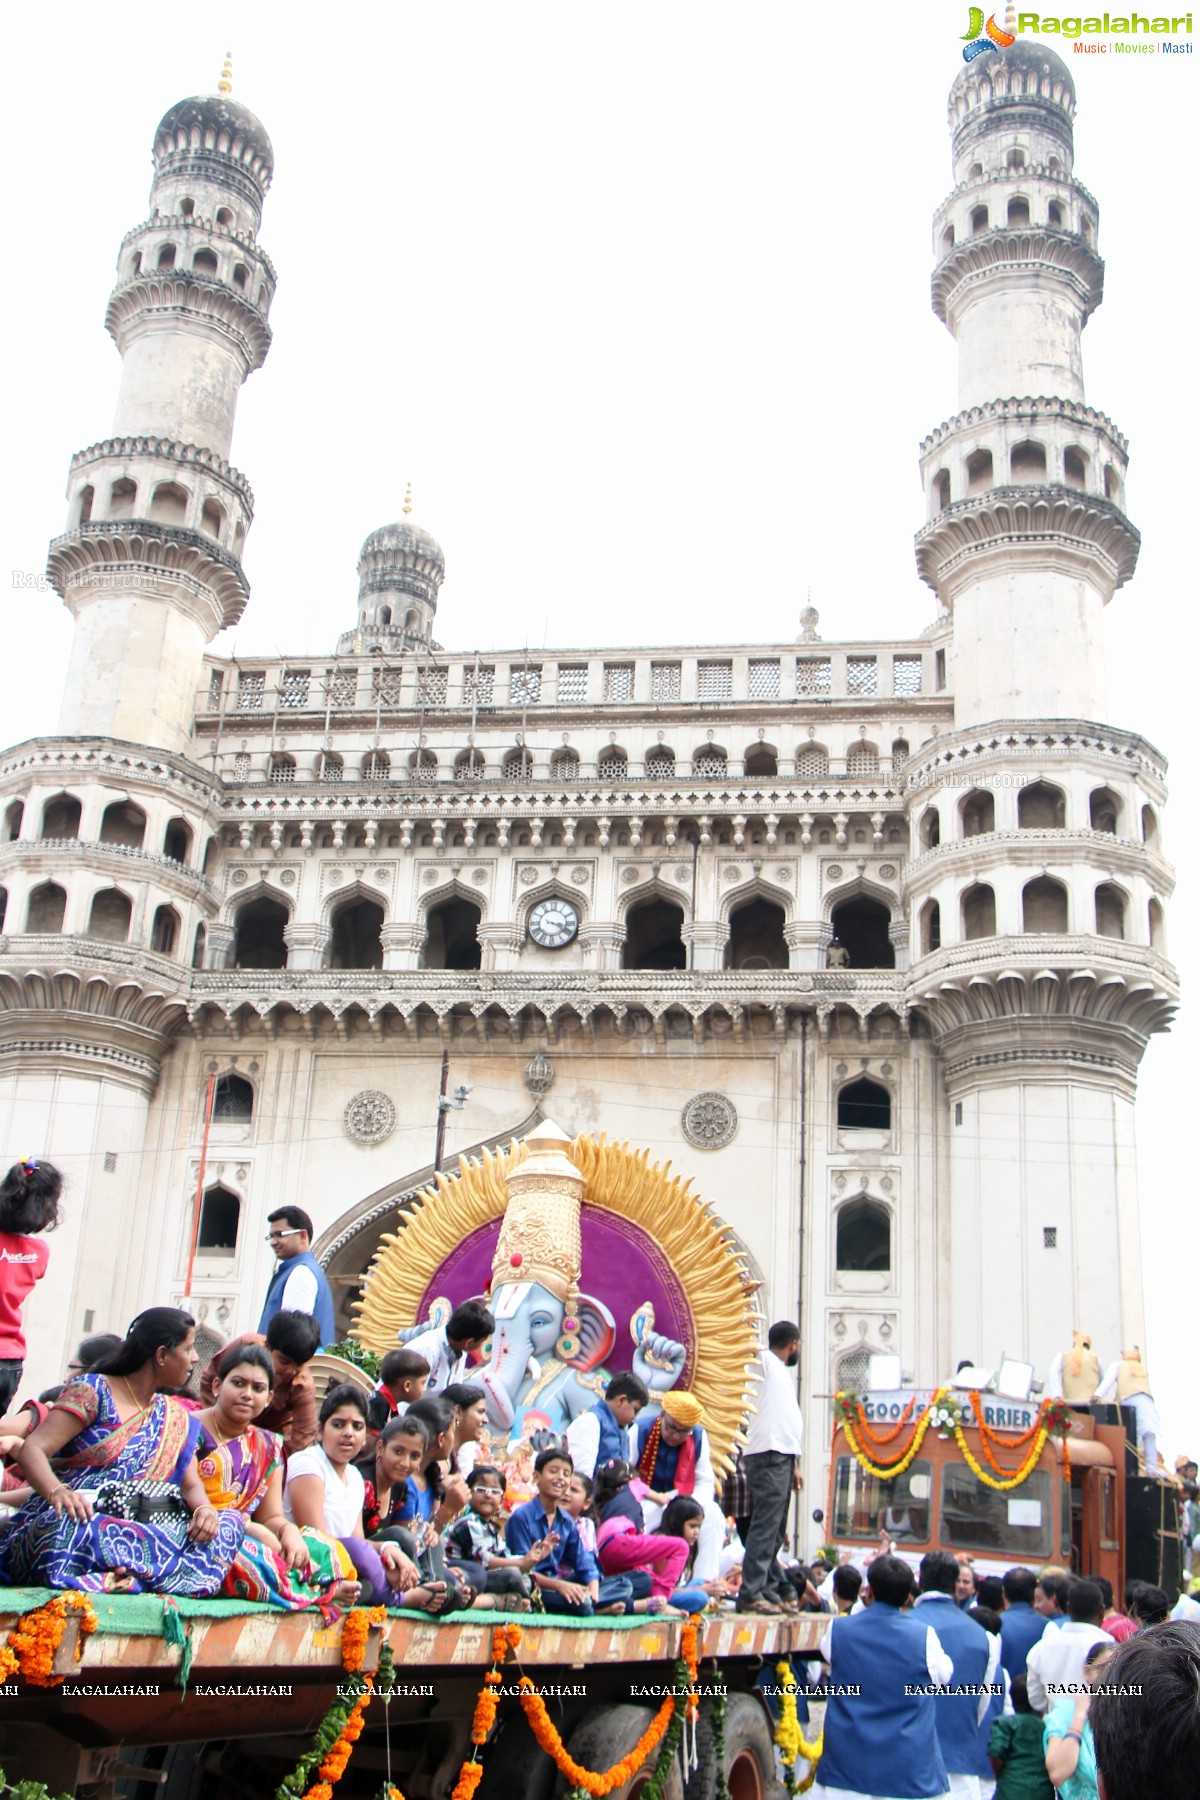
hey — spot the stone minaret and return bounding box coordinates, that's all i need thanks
[48,58,274,753]
[903,44,1176,1378]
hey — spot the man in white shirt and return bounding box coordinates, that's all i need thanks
[737,1319,804,1613]
[402,1299,495,1397]
[1025,1578,1113,1713]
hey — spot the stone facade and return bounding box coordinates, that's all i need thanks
[0,45,1178,1499]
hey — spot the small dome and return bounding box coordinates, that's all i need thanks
[358,518,445,574]
[951,40,1075,111]
[154,94,274,187]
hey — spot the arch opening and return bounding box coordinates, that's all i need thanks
[1018,781,1066,829]
[40,794,81,839]
[213,1073,254,1121]
[623,897,685,971]
[962,883,997,941]
[150,904,180,956]
[424,897,482,970]
[25,881,66,933]
[87,888,132,943]
[836,1198,891,1273]
[232,894,289,969]
[328,896,385,970]
[830,895,894,969]
[1094,883,1126,941]
[196,1184,240,1254]
[837,1077,892,1132]
[1022,876,1068,934]
[725,897,788,970]
[99,800,146,848]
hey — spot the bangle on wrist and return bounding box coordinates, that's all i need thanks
[1064,1730,1083,1745]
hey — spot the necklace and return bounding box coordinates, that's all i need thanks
[199,1408,240,1446]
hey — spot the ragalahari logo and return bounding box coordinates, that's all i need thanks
[962,8,1018,58]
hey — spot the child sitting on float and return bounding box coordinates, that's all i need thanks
[593,1457,693,1613]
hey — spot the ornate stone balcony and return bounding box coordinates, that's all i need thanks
[0,838,219,903]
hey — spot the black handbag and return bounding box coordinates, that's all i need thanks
[94,1479,189,1526]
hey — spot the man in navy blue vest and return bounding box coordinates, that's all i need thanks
[811,1552,951,1800]
[258,1205,335,1348]
[914,1552,1000,1800]
[999,1565,1048,1679]
[564,1371,650,1479]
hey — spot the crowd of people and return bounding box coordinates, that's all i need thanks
[0,1158,1197,1794]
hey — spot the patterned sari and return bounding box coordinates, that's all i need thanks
[196,1422,351,1609]
[0,1375,244,1595]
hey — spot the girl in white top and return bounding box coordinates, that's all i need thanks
[284,1384,415,1606]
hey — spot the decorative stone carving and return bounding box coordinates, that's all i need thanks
[827,865,843,881]
[519,866,538,885]
[681,1091,738,1150]
[674,865,691,882]
[343,1090,397,1146]
[571,866,590,884]
[472,868,488,883]
[230,869,248,885]
[279,868,296,885]
[879,864,897,880]
[524,1051,555,1099]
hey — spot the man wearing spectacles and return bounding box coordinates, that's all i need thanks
[257,1206,336,1350]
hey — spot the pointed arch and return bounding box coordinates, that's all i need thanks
[515,876,589,939]
[615,872,693,928]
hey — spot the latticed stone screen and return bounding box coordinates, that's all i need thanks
[410,752,438,783]
[847,657,878,696]
[319,753,344,783]
[510,666,542,704]
[795,745,829,779]
[269,757,295,784]
[504,748,534,778]
[645,749,676,778]
[363,752,391,781]
[598,750,628,778]
[846,743,880,774]
[455,752,486,782]
[603,663,634,701]
[694,749,728,778]
[237,671,265,710]
[557,664,588,701]
[796,658,832,695]
[279,670,310,709]
[893,657,923,696]
[206,670,224,710]
[232,753,251,781]
[372,667,404,706]
[652,663,682,701]
[464,665,495,704]
[698,661,733,700]
[748,659,780,698]
[551,751,581,779]
[416,666,448,704]
[326,669,357,707]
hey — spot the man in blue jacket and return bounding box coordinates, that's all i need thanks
[258,1206,335,1348]
[999,1566,1048,1679]
[914,1552,1000,1799]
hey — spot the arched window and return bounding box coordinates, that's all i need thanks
[77,484,95,525]
[1063,446,1088,490]
[1141,804,1159,851]
[725,898,788,970]
[1006,196,1030,228]
[693,746,727,779]
[213,1073,254,1121]
[148,481,188,526]
[0,887,5,932]
[971,205,989,233]
[157,243,177,269]
[1148,899,1165,952]
[232,895,289,969]
[408,750,438,784]
[830,896,895,969]
[108,478,137,520]
[4,800,22,841]
[232,262,248,290]
[202,836,219,875]
[191,923,207,969]
[192,247,219,275]
[40,794,81,839]
[216,206,233,226]
[933,469,951,510]
[891,739,910,764]
[966,449,993,493]
[1104,465,1121,503]
[837,1078,892,1132]
[454,750,485,783]
[201,498,225,539]
[598,748,628,780]
[744,744,777,779]
[268,755,296,785]
[960,789,994,837]
[163,817,193,863]
[941,225,955,253]
[87,889,132,943]
[961,883,997,941]
[919,899,941,957]
[362,750,390,782]
[503,748,534,780]
[328,896,385,970]
[795,744,829,781]
[317,751,344,784]
[550,749,580,781]
[150,904,180,956]
[836,1198,891,1272]
[423,897,482,970]
[1022,876,1068,934]
[179,198,196,217]
[1089,788,1120,834]
[1006,147,1026,170]
[1018,782,1066,829]
[846,743,879,778]
[196,1184,240,1254]
[919,808,940,850]
[1048,200,1063,227]
[623,897,686,971]
[1094,884,1126,941]
[644,747,675,780]
[99,800,146,848]
[1010,441,1047,482]
[25,882,66,933]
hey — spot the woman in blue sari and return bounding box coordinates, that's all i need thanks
[1,1308,244,1594]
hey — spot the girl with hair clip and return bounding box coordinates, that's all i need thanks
[0,1307,245,1594]
[593,1458,692,1614]
[658,1494,724,1614]
[0,1157,63,1413]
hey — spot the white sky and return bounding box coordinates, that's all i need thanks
[1,6,1193,1459]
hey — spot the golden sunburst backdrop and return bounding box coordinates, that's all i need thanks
[353,1131,762,1474]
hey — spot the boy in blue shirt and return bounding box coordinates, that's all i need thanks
[505,1447,638,1615]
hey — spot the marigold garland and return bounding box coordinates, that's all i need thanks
[953,1423,1050,1492]
[841,1388,949,1481]
[848,1394,917,1449]
[522,1681,677,1797]
[841,1387,1074,1490]
[447,1621,523,1794]
[276,1634,401,1800]
[4,1591,98,1688]
[774,1660,823,1796]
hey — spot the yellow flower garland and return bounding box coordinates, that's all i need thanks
[952,1423,1050,1491]
[842,1387,949,1481]
[774,1661,823,1795]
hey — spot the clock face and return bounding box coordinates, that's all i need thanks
[528,897,579,949]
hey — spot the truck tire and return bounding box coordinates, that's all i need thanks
[685,1693,781,1800]
[477,1709,558,1800]
[553,1704,685,1800]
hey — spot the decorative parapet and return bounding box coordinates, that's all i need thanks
[118,213,278,284]
[0,838,220,902]
[932,230,1103,325]
[69,438,255,511]
[47,520,249,629]
[918,395,1127,460]
[900,720,1168,797]
[914,486,1139,595]
[902,829,1175,895]
[105,271,272,371]
[0,738,221,808]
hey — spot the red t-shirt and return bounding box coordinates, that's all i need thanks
[0,1233,50,1359]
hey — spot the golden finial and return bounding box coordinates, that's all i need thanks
[218,51,233,95]
[402,482,413,518]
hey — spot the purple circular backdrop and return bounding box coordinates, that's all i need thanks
[418,1207,696,1384]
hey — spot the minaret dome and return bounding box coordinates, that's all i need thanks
[339,499,446,655]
